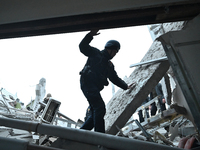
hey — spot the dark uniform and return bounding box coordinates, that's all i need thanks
[155,83,166,111]
[150,88,158,116]
[138,97,150,123]
[150,83,166,116]
[79,33,128,133]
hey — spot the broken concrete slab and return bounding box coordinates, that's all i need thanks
[105,40,170,135]
[104,21,186,135]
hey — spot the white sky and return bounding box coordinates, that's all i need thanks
[0,26,152,122]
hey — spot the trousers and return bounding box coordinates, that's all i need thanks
[80,77,106,133]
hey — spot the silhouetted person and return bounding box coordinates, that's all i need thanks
[79,30,133,133]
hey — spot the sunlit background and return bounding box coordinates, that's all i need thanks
[0,26,152,121]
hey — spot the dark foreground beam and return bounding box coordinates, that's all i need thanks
[0,2,200,39]
[0,117,182,150]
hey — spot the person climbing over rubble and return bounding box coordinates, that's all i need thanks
[79,30,134,133]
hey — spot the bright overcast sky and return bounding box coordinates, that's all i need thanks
[0,25,152,122]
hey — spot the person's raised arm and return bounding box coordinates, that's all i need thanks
[89,29,100,36]
[79,30,100,56]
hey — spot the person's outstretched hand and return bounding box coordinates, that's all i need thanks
[89,30,100,36]
[128,82,136,89]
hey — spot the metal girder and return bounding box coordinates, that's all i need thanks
[0,2,200,39]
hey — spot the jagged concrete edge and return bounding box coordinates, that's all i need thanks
[104,21,186,135]
[105,40,169,135]
[106,61,169,135]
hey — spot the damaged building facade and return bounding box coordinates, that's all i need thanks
[0,0,200,150]
[104,19,199,148]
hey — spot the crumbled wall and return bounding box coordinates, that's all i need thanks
[105,40,169,135]
[105,21,185,135]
